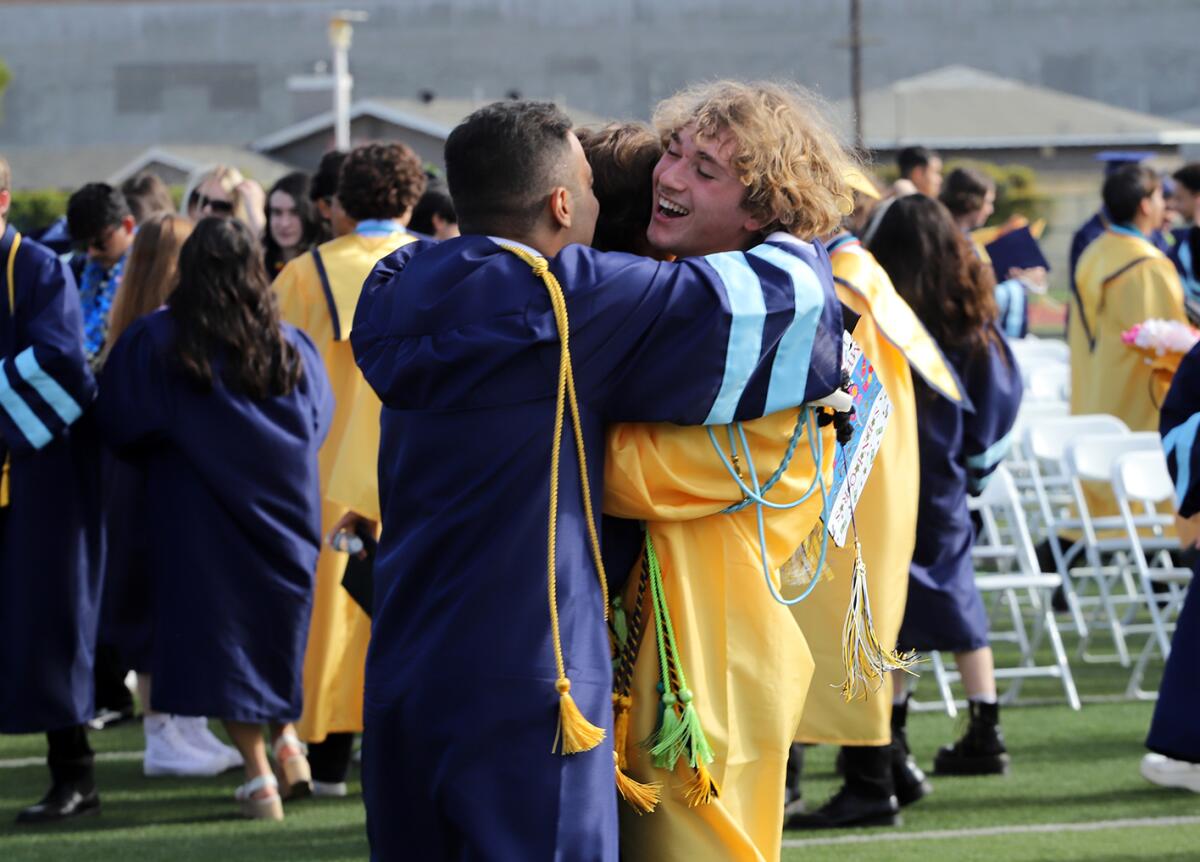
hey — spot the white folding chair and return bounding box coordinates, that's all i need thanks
[1112,450,1193,699]
[1025,362,1070,403]
[1008,337,1069,372]
[917,467,1081,715]
[1064,433,1169,666]
[1021,414,1130,640]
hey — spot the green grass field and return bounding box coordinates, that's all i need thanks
[0,634,1195,860]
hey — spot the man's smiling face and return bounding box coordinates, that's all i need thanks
[646,122,763,258]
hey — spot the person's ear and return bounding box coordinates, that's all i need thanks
[122,214,136,234]
[0,189,10,219]
[549,186,573,231]
[741,210,765,235]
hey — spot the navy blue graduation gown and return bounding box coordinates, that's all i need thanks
[898,327,1023,653]
[96,311,333,723]
[1150,343,1200,763]
[351,234,842,862]
[0,226,102,733]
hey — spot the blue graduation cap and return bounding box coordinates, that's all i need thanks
[1095,150,1157,176]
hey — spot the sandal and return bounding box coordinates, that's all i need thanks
[235,773,283,821]
[273,734,312,800]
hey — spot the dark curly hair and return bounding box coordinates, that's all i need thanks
[169,217,302,399]
[336,142,427,222]
[577,123,662,254]
[867,194,999,358]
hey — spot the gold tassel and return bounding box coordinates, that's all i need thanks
[554,678,605,754]
[683,762,720,808]
[614,751,662,814]
[839,539,918,702]
[613,693,632,769]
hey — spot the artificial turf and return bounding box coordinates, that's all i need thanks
[0,636,1195,860]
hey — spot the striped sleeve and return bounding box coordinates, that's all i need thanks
[0,248,94,455]
[962,332,1023,495]
[566,238,841,427]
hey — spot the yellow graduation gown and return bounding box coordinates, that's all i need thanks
[792,240,961,746]
[605,412,835,862]
[1069,228,1185,521]
[1070,228,1186,432]
[275,230,416,742]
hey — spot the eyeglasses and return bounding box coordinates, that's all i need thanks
[196,194,234,215]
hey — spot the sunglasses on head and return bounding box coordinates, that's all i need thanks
[196,195,234,215]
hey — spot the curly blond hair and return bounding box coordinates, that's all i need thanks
[653,80,855,240]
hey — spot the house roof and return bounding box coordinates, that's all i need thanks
[838,65,1200,150]
[251,97,611,153]
[107,145,293,186]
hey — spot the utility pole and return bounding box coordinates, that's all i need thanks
[850,0,863,151]
[330,10,368,152]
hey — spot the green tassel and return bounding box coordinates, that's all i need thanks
[647,692,686,770]
[676,690,715,768]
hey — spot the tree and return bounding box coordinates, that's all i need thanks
[0,56,10,123]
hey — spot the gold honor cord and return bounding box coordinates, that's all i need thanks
[497,244,608,755]
[0,231,21,509]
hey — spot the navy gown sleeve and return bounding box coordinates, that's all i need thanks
[1161,342,1200,516]
[961,331,1023,494]
[554,238,843,426]
[0,246,95,456]
[290,323,335,446]
[95,314,172,452]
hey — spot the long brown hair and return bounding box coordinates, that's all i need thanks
[104,212,193,363]
[867,194,999,356]
[168,217,301,399]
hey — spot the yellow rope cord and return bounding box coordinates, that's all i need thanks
[498,243,608,754]
[0,232,19,509]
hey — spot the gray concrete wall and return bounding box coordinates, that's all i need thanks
[1,0,1198,150]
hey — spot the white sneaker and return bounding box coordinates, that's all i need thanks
[174,716,244,772]
[312,780,348,798]
[1141,753,1200,792]
[143,715,229,777]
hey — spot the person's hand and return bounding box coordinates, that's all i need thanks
[328,510,379,559]
[1174,512,1200,550]
[1008,266,1048,294]
[237,179,267,233]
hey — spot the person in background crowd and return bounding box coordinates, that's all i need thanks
[182,165,266,236]
[0,154,104,824]
[120,172,174,225]
[788,174,963,831]
[275,142,426,799]
[896,146,943,198]
[97,217,333,821]
[870,194,1023,783]
[66,184,135,366]
[99,212,243,778]
[1168,163,1200,320]
[1070,165,1186,434]
[408,179,460,240]
[309,150,347,240]
[263,172,323,280]
[1069,152,1173,290]
[940,167,1046,338]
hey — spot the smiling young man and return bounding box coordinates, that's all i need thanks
[597,82,853,862]
[350,99,845,862]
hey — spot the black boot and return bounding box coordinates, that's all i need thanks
[783,743,805,817]
[16,726,100,824]
[933,699,1009,776]
[890,698,932,806]
[785,745,900,830]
